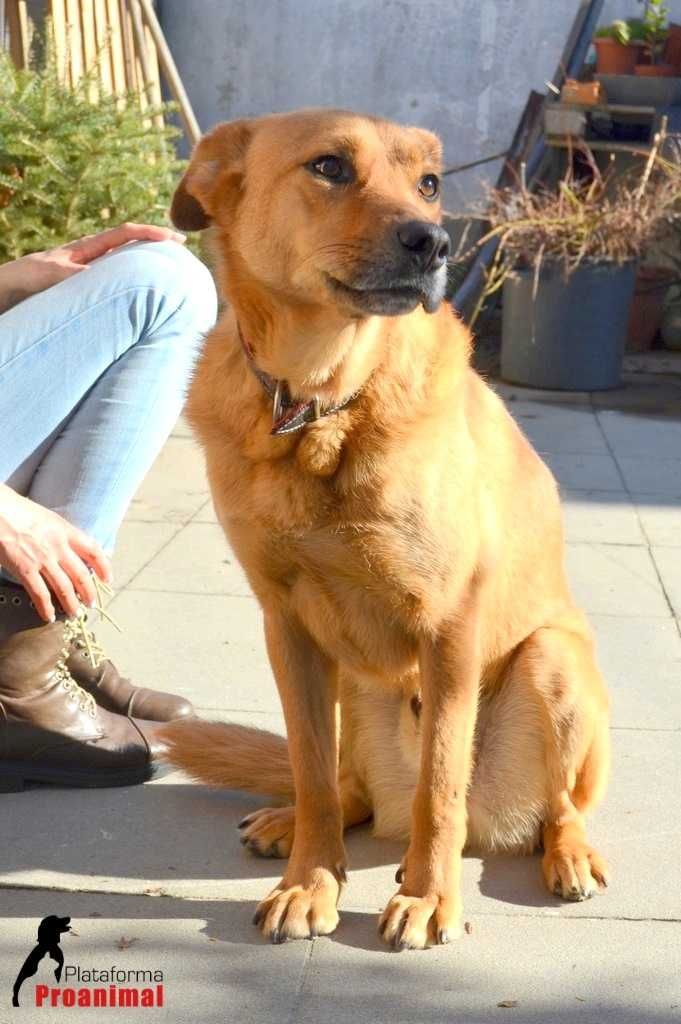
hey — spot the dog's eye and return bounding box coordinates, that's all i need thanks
[308,155,349,183]
[418,174,440,201]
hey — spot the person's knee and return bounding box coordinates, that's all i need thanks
[96,238,218,336]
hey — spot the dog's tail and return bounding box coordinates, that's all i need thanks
[158,720,294,802]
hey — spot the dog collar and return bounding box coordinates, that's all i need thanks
[238,323,360,435]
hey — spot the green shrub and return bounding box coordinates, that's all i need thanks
[0,34,185,261]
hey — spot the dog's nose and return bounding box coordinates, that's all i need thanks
[396,220,451,271]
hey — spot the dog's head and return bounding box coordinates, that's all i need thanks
[37,916,71,944]
[171,109,450,317]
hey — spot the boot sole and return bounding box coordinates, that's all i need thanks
[0,759,169,792]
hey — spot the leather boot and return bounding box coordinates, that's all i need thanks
[0,584,167,789]
[68,629,194,722]
[0,581,194,721]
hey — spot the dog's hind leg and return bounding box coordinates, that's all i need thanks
[518,623,611,901]
[238,725,371,859]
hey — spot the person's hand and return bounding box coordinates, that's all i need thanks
[0,223,186,312]
[0,485,112,622]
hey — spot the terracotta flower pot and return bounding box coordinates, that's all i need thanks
[635,62,679,76]
[626,267,676,352]
[594,37,641,75]
[664,23,681,69]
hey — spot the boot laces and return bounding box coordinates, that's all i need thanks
[57,578,121,718]
[68,575,120,671]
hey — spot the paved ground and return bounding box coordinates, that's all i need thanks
[2,371,681,1023]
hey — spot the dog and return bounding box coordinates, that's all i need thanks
[160,108,610,950]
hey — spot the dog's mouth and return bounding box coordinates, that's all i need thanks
[326,270,445,316]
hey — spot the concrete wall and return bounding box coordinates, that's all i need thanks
[159,0,681,210]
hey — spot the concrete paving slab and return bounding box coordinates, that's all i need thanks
[565,542,671,618]
[0,890,308,1024]
[650,547,681,618]
[510,403,607,455]
[171,413,194,438]
[597,410,681,459]
[95,590,278,713]
[131,523,252,597]
[562,492,645,546]
[591,614,681,730]
[634,495,681,547]
[2,732,678,925]
[111,521,181,589]
[295,917,680,1024]
[192,498,219,524]
[491,382,591,406]
[591,372,681,413]
[617,456,681,497]
[544,453,623,492]
[126,437,209,524]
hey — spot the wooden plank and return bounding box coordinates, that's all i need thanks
[65,0,83,87]
[145,22,163,108]
[138,0,201,144]
[546,139,652,155]
[129,0,164,129]
[105,0,126,95]
[93,0,113,95]
[6,0,28,69]
[80,0,99,101]
[50,0,69,85]
[119,0,137,92]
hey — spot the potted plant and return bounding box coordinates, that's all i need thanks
[593,19,643,75]
[664,22,681,68]
[635,0,675,75]
[461,151,679,390]
[594,19,642,74]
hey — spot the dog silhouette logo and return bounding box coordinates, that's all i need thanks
[12,916,71,1007]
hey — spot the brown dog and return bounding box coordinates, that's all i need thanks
[161,108,610,950]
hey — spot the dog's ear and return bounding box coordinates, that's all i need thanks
[171,119,253,232]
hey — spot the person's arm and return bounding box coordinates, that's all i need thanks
[0,484,112,622]
[0,222,186,314]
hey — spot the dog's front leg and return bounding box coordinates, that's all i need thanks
[253,609,345,943]
[379,586,482,950]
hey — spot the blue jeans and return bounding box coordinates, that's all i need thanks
[0,241,217,555]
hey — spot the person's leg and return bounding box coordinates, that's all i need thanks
[1,239,217,553]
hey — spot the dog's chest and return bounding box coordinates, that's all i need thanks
[231,475,458,676]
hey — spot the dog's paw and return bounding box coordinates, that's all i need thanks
[543,843,610,902]
[238,806,295,859]
[253,866,342,942]
[378,892,461,950]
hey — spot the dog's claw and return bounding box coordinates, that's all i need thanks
[437,928,450,945]
[395,866,405,884]
[252,907,264,927]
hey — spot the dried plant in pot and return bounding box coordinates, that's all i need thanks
[460,147,680,390]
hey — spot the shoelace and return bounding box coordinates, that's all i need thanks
[56,577,121,719]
